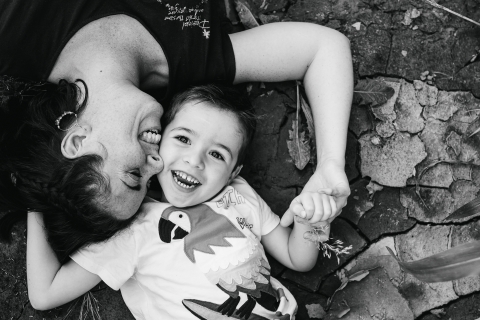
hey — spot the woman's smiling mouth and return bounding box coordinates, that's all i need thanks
[172,170,201,189]
[139,129,161,144]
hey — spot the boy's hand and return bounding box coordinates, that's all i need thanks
[280,190,337,227]
[302,160,350,217]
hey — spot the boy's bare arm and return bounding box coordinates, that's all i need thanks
[262,222,319,272]
[27,212,101,310]
[262,191,337,271]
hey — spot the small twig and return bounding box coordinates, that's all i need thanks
[424,0,480,27]
[295,82,301,155]
[432,71,452,78]
[62,298,81,320]
[417,159,478,182]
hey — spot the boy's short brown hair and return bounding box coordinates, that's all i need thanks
[164,84,256,169]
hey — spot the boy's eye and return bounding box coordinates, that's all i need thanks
[210,151,224,161]
[175,136,190,144]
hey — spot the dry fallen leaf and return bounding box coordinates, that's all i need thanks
[444,196,480,221]
[287,83,312,170]
[224,0,239,24]
[336,301,350,318]
[354,79,395,107]
[287,119,310,170]
[234,0,260,29]
[295,82,316,165]
[348,270,370,282]
[387,243,480,282]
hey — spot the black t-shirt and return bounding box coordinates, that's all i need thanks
[0,0,236,104]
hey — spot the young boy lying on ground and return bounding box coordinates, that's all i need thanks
[28,84,337,320]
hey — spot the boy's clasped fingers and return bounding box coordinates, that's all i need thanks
[290,192,337,224]
[308,192,336,223]
[280,191,338,227]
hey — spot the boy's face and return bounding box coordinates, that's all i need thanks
[158,100,243,207]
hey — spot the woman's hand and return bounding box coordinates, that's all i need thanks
[280,159,350,228]
[304,159,350,217]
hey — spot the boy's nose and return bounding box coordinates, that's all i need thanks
[183,153,204,170]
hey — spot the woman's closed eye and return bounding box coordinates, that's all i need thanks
[122,169,142,191]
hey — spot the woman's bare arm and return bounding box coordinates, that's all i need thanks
[230,22,352,218]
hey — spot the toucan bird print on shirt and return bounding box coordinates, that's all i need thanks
[158,203,280,319]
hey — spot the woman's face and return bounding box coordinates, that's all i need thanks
[81,81,164,219]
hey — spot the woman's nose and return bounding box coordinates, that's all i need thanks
[146,154,164,174]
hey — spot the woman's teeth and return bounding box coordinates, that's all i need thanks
[140,130,161,144]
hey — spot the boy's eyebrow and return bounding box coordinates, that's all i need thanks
[215,143,233,158]
[172,127,197,136]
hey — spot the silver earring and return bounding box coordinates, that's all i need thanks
[55,111,82,131]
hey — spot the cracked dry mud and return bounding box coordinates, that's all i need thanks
[2,0,480,319]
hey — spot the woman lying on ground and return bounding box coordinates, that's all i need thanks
[0,0,353,265]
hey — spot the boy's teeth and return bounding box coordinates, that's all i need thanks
[173,174,196,189]
[173,171,200,185]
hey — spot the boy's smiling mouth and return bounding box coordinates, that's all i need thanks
[172,170,201,189]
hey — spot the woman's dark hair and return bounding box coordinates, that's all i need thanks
[163,84,257,168]
[0,76,136,263]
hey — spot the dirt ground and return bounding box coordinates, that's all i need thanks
[2,0,480,319]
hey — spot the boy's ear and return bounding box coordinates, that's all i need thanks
[61,124,102,159]
[228,165,243,184]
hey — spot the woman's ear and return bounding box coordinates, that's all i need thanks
[61,124,99,159]
[228,165,243,184]
[74,79,87,108]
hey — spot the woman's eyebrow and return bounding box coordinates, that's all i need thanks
[122,180,141,191]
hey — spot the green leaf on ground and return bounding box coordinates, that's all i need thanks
[387,243,480,282]
[354,79,395,107]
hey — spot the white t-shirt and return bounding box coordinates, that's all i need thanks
[71,177,297,320]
